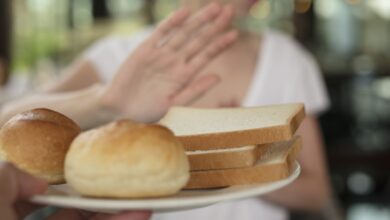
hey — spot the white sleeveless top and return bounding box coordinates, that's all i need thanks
[83,28,330,220]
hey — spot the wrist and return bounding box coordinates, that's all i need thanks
[98,84,131,121]
[91,84,121,123]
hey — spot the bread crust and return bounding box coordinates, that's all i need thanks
[0,108,80,184]
[65,120,190,198]
[185,136,302,189]
[160,104,306,150]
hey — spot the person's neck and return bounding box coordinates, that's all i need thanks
[219,31,261,59]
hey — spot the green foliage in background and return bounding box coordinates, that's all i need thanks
[13,31,67,71]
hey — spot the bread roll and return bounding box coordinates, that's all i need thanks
[65,120,189,198]
[0,108,81,184]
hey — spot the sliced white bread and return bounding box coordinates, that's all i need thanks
[187,145,262,171]
[159,103,305,151]
[184,136,302,189]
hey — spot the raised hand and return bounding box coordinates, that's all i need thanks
[101,3,237,122]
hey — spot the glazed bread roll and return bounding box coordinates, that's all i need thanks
[0,108,81,184]
[65,120,190,198]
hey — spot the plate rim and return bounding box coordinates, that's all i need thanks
[31,162,301,211]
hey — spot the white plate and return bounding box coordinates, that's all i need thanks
[31,162,300,213]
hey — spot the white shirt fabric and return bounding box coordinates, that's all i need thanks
[83,28,330,220]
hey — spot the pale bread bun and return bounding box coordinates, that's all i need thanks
[65,120,190,198]
[0,108,81,184]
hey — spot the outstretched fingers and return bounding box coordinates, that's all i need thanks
[165,3,222,51]
[186,30,238,76]
[182,5,235,61]
[146,7,191,47]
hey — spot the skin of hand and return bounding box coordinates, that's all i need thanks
[0,162,151,220]
[45,209,152,220]
[0,3,238,128]
[100,2,238,123]
[0,162,48,220]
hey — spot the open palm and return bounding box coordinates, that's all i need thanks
[101,3,237,123]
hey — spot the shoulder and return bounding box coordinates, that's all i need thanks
[263,30,317,65]
[257,30,330,114]
[262,29,321,79]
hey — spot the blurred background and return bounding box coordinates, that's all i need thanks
[1,0,390,220]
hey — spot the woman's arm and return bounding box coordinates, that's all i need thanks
[41,59,101,93]
[0,58,106,129]
[264,115,332,211]
[0,85,115,129]
[0,3,237,129]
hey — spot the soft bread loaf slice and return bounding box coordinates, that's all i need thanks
[187,145,262,171]
[184,136,302,189]
[159,103,305,151]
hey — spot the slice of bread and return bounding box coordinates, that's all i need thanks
[159,103,305,151]
[184,136,302,189]
[187,145,262,171]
